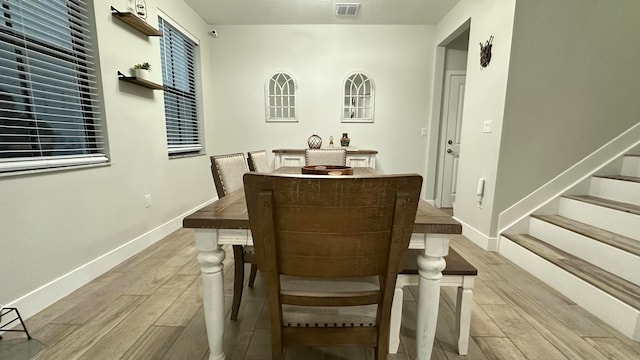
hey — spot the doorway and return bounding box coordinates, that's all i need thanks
[434,28,469,209]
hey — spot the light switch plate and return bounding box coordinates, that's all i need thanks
[483,120,492,133]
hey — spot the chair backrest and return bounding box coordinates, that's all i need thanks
[243,172,422,358]
[247,150,271,172]
[305,148,347,166]
[210,153,248,198]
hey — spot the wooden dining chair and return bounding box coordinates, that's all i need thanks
[243,172,422,359]
[247,149,271,172]
[210,153,258,321]
[305,148,347,166]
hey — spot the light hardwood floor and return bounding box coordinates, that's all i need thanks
[3,229,640,359]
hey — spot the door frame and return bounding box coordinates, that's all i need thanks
[423,18,470,208]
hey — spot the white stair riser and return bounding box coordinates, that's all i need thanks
[559,198,640,240]
[499,236,640,341]
[621,156,640,177]
[589,177,640,206]
[529,217,639,285]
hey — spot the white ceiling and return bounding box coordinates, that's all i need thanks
[184,0,460,25]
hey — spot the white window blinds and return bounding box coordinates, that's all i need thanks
[0,0,106,173]
[158,16,201,156]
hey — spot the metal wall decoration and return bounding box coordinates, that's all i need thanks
[480,35,494,68]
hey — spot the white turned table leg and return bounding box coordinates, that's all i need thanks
[416,234,449,360]
[195,229,226,360]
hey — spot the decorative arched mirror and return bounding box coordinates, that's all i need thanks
[265,72,297,122]
[342,72,374,123]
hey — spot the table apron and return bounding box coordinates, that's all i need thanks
[216,229,451,250]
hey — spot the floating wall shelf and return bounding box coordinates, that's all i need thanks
[111,6,162,37]
[117,71,166,90]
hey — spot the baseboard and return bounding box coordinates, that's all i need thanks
[3,199,215,322]
[456,217,498,251]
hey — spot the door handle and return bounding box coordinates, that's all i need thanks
[447,149,458,155]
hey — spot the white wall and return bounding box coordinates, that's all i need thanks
[494,0,640,230]
[0,0,215,316]
[431,0,516,248]
[208,25,435,175]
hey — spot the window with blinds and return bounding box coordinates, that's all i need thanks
[0,0,106,174]
[158,16,201,156]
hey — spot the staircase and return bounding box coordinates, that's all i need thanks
[499,152,640,341]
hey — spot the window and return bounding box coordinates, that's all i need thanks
[266,72,297,122]
[0,0,106,174]
[342,72,374,123]
[158,15,201,156]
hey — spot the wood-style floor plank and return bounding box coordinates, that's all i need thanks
[30,295,146,360]
[120,325,183,360]
[10,229,640,360]
[161,307,209,360]
[480,304,568,360]
[486,280,608,360]
[474,337,528,360]
[78,274,197,360]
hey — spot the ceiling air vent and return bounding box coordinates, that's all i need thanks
[335,3,360,17]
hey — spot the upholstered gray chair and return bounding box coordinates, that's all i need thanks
[304,148,347,166]
[210,153,258,320]
[247,150,271,172]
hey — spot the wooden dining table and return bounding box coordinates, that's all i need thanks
[182,167,462,360]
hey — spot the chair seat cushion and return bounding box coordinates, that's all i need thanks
[280,276,379,327]
[280,276,379,293]
[282,304,377,328]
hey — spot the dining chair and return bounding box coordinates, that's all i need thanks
[243,172,422,359]
[210,153,258,321]
[247,149,271,172]
[304,148,347,166]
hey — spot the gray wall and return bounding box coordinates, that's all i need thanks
[494,0,640,233]
[0,0,215,314]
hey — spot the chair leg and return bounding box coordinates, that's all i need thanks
[248,264,258,287]
[456,282,473,355]
[388,287,404,353]
[231,245,245,321]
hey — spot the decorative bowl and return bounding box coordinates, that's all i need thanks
[301,165,354,176]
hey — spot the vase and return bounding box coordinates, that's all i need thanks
[340,133,350,147]
[135,68,149,80]
[307,133,322,149]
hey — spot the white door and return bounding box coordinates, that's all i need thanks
[438,71,466,208]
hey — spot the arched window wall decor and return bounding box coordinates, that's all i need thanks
[342,72,374,123]
[265,72,297,122]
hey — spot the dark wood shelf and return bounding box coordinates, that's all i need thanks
[111,6,162,37]
[118,72,165,90]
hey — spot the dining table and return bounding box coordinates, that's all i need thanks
[182,167,462,360]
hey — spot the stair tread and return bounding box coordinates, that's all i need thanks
[502,233,640,311]
[594,174,640,183]
[564,194,640,216]
[532,214,640,256]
